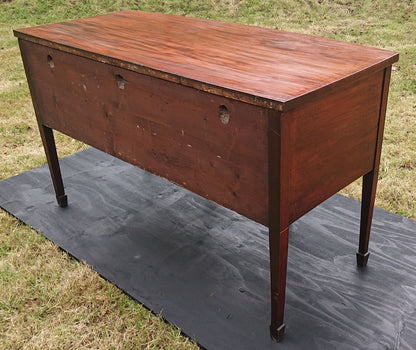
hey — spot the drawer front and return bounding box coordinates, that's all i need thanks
[20,40,269,225]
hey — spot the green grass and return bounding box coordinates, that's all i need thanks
[1,0,415,348]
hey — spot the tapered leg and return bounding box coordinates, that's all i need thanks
[268,110,289,342]
[269,226,289,341]
[357,67,393,267]
[357,171,377,266]
[18,40,67,208]
[38,124,67,207]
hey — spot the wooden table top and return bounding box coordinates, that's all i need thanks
[14,10,398,111]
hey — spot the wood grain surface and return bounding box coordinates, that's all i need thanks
[19,39,269,224]
[285,69,385,223]
[14,10,398,111]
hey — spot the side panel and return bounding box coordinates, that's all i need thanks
[286,69,385,223]
[20,40,269,225]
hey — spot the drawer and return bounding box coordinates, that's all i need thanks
[20,40,270,225]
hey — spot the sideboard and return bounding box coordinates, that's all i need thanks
[14,11,399,341]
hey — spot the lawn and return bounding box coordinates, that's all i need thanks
[1,0,415,349]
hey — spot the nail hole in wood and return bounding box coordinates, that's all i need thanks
[115,74,127,89]
[47,55,54,69]
[219,105,230,124]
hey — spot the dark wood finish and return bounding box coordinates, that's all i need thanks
[285,69,385,223]
[14,10,398,112]
[268,109,290,340]
[18,40,67,208]
[17,39,269,224]
[357,66,393,267]
[14,10,398,342]
[38,125,67,208]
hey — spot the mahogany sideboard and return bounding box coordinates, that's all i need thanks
[14,11,399,341]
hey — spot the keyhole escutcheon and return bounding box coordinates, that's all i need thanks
[115,74,127,89]
[47,55,54,69]
[219,105,230,124]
